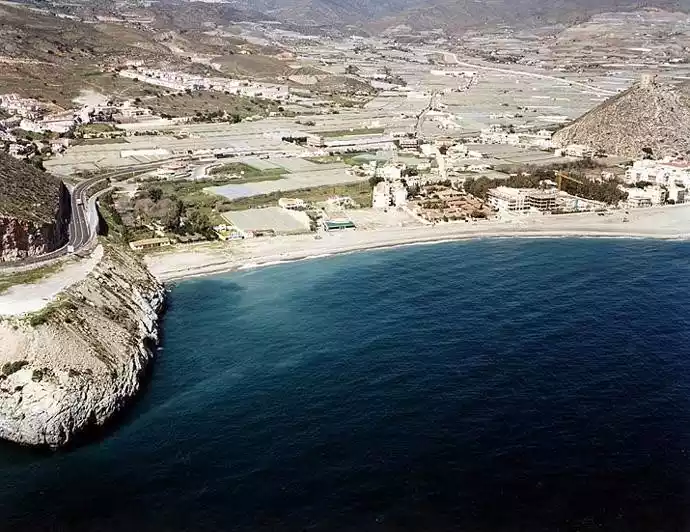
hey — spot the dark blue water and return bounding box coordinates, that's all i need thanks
[2,239,690,532]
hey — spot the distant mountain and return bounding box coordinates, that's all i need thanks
[225,0,690,30]
[553,76,690,158]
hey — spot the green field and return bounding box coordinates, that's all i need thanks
[317,128,385,138]
[305,152,370,166]
[221,181,374,211]
[208,162,285,179]
[72,137,128,146]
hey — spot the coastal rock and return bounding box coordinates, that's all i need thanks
[0,245,165,447]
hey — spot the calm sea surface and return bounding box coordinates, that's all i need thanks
[2,239,690,531]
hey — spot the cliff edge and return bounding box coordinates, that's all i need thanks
[0,244,164,447]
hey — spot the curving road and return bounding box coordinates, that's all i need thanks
[1,161,183,269]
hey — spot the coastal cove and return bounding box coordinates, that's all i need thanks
[2,239,690,531]
[146,203,690,282]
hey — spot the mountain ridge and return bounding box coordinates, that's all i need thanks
[224,0,690,30]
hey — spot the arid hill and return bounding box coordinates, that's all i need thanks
[553,76,690,159]
[0,154,70,261]
[223,0,688,30]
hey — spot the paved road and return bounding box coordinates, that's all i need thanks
[440,51,618,97]
[1,161,181,269]
[415,91,439,137]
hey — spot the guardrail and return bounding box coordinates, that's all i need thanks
[0,162,172,272]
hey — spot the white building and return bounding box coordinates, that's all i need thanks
[376,163,405,181]
[278,198,306,210]
[372,180,408,209]
[480,126,520,146]
[556,144,595,158]
[625,159,690,188]
[487,187,557,213]
[667,182,686,204]
[626,191,653,208]
[118,68,290,101]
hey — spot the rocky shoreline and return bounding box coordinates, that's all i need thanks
[0,245,165,448]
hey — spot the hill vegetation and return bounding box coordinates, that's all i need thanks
[553,77,690,159]
[0,152,64,224]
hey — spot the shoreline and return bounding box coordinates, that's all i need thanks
[148,225,690,283]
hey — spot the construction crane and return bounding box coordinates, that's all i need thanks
[554,171,583,191]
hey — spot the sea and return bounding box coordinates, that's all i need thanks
[2,238,690,532]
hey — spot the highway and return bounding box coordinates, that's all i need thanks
[1,161,181,269]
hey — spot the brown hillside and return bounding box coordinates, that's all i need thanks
[553,77,690,159]
[0,153,64,224]
[0,153,70,261]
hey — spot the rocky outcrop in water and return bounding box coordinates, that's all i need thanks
[0,245,165,447]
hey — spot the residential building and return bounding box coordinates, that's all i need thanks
[129,237,172,251]
[668,182,686,204]
[372,180,408,209]
[557,144,595,158]
[376,163,405,181]
[487,187,557,212]
[278,198,306,210]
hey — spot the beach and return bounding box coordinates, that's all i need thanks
[145,205,690,282]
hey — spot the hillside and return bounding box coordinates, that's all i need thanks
[225,0,690,30]
[0,153,64,224]
[0,153,70,261]
[0,3,285,106]
[553,76,690,158]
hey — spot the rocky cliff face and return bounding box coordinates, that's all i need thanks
[0,245,165,447]
[0,172,70,262]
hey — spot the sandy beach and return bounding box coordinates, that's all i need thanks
[145,205,690,282]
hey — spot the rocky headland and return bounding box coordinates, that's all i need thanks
[0,244,164,448]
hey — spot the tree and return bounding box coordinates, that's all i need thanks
[159,198,183,231]
[186,208,213,234]
[147,187,163,202]
[30,156,45,171]
[369,176,384,188]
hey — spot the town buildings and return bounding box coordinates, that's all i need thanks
[487,187,558,212]
[118,68,290,101]
[372,180,408,208]
[624,185,668,208]
[625,159,690,189]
